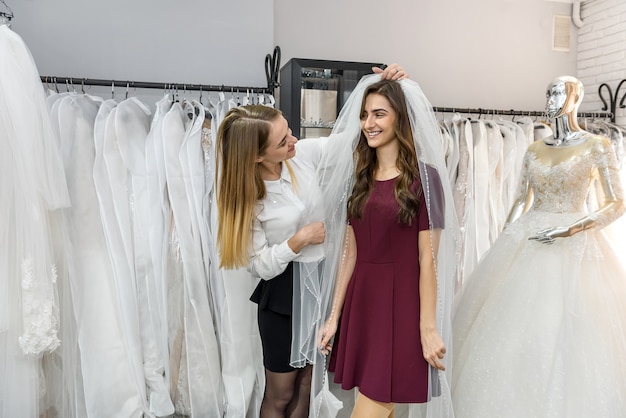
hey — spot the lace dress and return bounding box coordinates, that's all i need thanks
[1,23,71,418]
[452,135,626,417]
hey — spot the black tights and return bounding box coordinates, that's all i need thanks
[260,364,312,418]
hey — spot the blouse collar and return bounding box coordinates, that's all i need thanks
[264,162,292,193]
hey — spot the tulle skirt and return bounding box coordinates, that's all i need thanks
[0,24,77,418]
[452,211,626,418]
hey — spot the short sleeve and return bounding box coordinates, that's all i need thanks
[417,196,430,231]
[419,163,446,230]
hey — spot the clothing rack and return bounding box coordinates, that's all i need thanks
[40,76,274,97]
[432,106,612,120]
[598,79,626,123]
[40,46,282,98]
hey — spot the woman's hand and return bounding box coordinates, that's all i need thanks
[421,327,447,371]
[373,63,409,81]
[288,221,326,253]
[317,318,338,356]
[300,221,326,245]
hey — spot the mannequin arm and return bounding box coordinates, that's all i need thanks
[530,136,625,244]
[504,152,534,228]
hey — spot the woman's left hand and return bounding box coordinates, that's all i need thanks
[317,318,337,356]
[373,63,409,81]
[421,328,447,371]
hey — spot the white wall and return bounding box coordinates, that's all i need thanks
[577,0,626,124]
[274,0,577,112]
[8,0,580,113]
[9,0,274,104]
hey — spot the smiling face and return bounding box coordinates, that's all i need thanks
[257,115,297,165]
[360,92,398,150]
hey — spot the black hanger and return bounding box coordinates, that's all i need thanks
[598,79,626,123]
[265,46,281,93]
[0,0,13,22]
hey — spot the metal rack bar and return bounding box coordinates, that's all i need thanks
[40,76,272,95]
[40,47,282,97]
[432,106,611,119]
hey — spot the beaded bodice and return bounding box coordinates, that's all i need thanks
[527,152,594,213]
[522,135,624,227]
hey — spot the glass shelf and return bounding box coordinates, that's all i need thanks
[279,58,383,139]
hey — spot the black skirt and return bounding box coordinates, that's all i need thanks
[250,262,294,373]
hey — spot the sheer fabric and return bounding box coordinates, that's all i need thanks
[0,22,74,418]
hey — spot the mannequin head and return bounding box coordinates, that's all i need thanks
[545,75,584,119]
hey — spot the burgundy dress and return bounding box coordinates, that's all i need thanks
[330,177,432,403]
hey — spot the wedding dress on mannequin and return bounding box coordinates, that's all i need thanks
[452,76,626,418]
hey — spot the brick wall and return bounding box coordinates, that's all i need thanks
[577,0,626,124]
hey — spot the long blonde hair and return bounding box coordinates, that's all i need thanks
[216,105,283,269]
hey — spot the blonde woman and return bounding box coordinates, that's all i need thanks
[216,64,406,418]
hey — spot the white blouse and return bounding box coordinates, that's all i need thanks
[249,138,326,280]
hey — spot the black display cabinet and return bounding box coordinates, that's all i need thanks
[279,58,383,139]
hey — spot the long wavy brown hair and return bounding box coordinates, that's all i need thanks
[347,80,422,225]
[216,105,281,269]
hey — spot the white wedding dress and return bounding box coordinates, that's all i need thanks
[0,22,76,417]
[452,137,626,417]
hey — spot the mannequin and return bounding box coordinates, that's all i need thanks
[451,76,626,418]
[506,75,624,240]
